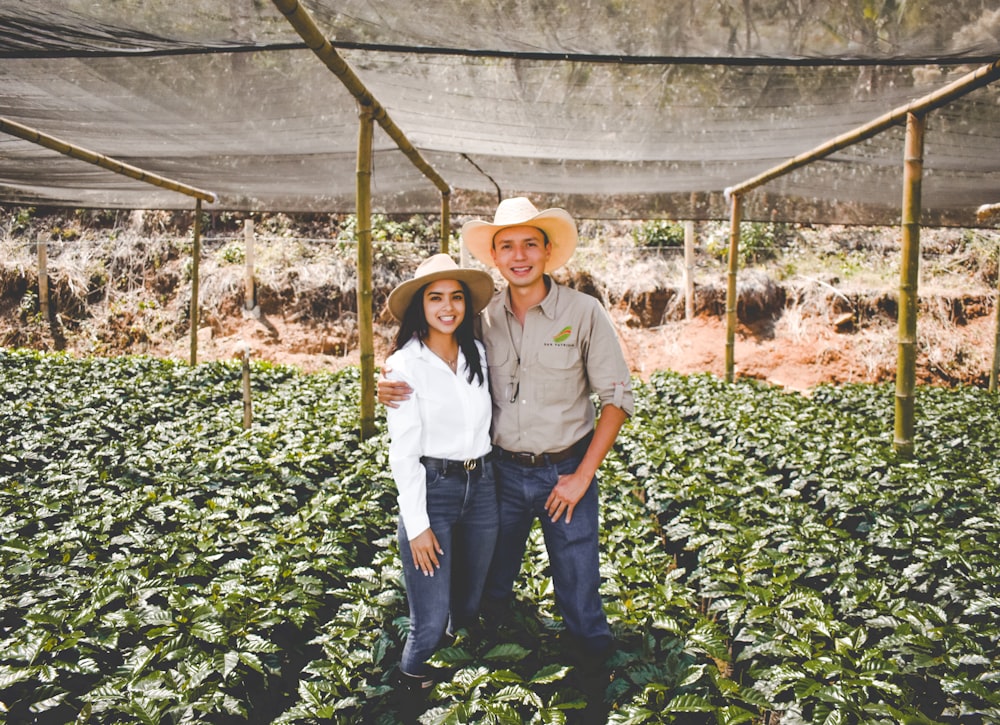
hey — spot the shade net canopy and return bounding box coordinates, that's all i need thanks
[1,0,999,225]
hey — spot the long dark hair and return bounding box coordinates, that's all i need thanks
[391,279,485,386]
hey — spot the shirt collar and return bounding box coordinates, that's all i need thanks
[502,275,560,320]
[406,336,464,364]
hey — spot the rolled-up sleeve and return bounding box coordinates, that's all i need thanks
[584,301,635,417]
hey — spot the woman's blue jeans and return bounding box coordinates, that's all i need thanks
[484,453,612,655]
[398,459,498,676]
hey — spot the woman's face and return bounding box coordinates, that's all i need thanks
[422,279,466,337]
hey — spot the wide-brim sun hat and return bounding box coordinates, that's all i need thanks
[461,197,578,273]
[387,253,496,322]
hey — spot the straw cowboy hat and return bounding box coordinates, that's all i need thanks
[461,197,578,273]
[387,253,495,322]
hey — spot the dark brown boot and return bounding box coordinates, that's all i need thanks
[391,668,434,723]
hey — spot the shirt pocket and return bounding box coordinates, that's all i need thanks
[535,344,582,404]
[486,344,515,403]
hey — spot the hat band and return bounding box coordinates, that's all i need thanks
[492,226,550,247]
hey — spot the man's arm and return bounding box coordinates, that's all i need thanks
[544,403,628,524]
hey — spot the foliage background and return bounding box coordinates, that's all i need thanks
[1,350,997,723]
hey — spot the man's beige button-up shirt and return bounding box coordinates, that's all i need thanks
[480,278,634,455]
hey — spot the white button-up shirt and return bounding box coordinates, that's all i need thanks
[385,337,492,540]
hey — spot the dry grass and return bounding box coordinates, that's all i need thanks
[774,303,810,343]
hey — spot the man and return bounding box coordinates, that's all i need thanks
[380,197,633,663]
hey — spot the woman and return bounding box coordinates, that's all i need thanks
[383,253,498,696]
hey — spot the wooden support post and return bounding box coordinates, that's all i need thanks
[683,220,695,320]
[990,251,1000,393]
[440,194,451,254]
[725,193,742,383]
[242,345,253,429]
[189,199,202,366]
[0,116,216,203]
[36,236,49,322]
[357,107,376,439]
[244,219,255,311]
[894,112,924,458]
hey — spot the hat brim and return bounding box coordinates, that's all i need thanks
[387,268,496,322]
[461,208,578,273]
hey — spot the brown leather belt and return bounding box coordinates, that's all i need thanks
[494,434,591,468]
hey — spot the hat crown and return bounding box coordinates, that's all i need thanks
[492,197,543,226]
[413,253,462,279]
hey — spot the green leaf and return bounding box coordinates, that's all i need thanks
[29,689,69,713]
[430,646,474,666]
[482,643,531,663]
[127,697,165,725]
[189,620,227,644]
[221,650,240,678]
[718,706,757,725]
[665,693,714,712]
[677,663,708,687]
[529,664,571,684]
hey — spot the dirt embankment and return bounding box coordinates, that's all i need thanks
[1,209,997,391]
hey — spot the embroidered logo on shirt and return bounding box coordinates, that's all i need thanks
[553,325,572,342]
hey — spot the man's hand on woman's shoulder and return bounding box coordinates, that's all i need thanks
[377,366,414,408]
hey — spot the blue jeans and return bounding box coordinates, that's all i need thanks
[398,460,498,676]
[484,453,612,654]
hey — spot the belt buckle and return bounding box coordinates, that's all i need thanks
[513,451,537,465]
[464,458,477,471]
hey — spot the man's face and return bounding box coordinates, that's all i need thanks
[490,225,550,289]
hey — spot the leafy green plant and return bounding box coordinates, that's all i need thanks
[17,289,38,319]
[633,219,686,248]
[218,240,246,265]
[1,352,998,723]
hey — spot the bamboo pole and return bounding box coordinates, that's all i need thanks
[242,345,253,430]
[725,59,1000,198]
[440,194,451,254]
[189,200,202,366]
[684,220,695,320]
[894,113,925,458]
[244,219,256,311]
[725,193,742,383]
[270,0,450,198]
[357,108,377,439]
[271,0,450,437]
[0,117,216,204]
[975,203,1000,391]
[991,261,1000,393]
[36,236,49,322]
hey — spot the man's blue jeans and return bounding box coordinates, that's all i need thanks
[398,460,498,676]
[484,453,612,654]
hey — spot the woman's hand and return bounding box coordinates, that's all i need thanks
[409,528,444,576]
